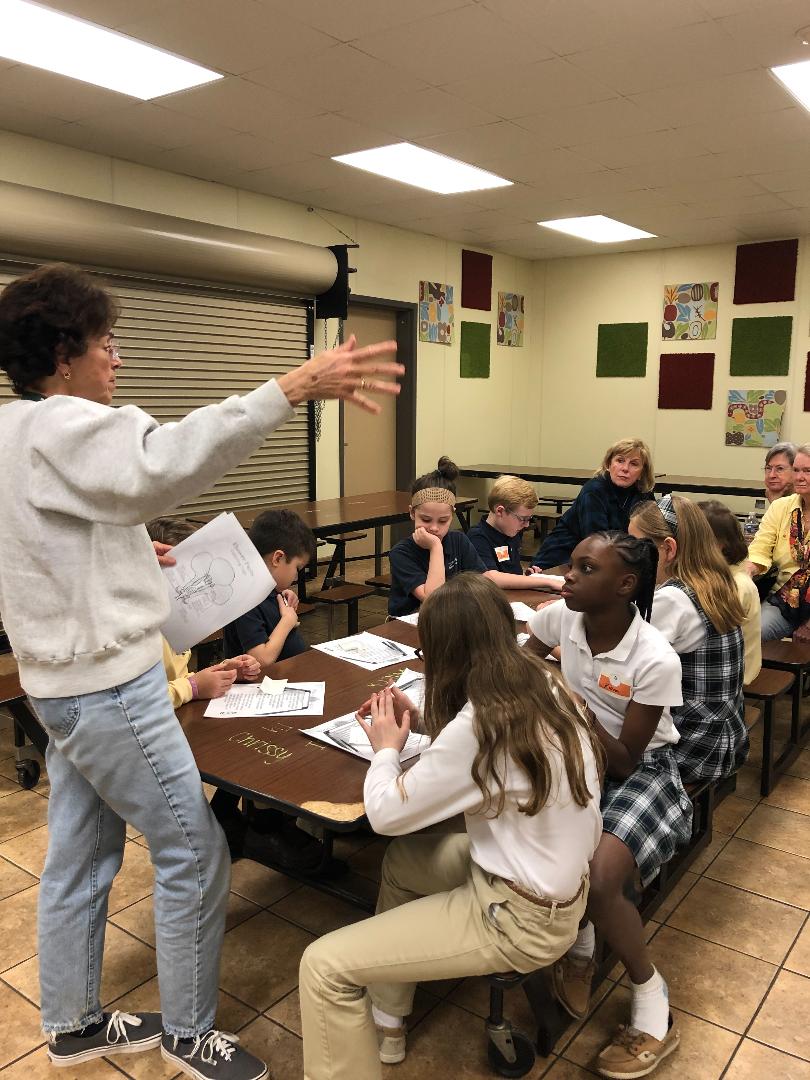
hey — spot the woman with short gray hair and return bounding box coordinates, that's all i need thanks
[763,441,796,504]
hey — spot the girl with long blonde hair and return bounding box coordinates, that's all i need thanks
[629,494,747,782]
[298,573,603,1080]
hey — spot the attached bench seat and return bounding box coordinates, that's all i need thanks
[743,667,796,795]
[310,582,375,638]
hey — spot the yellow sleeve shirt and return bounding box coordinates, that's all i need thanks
[747,493,801,591]
[161,636,193,708]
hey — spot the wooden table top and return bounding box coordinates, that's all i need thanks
[194,490,477,535]
[177,620,422,829]
[458,464,594,485]
[655,474,762,498]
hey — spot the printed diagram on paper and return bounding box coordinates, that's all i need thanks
[173,552,237,613]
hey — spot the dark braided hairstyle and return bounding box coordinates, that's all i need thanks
[591,530,659,622]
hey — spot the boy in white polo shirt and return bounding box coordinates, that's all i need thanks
[527,531,689,1080]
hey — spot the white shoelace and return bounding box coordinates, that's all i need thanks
[106,1011,143,1045]
[185,1030,240,1065]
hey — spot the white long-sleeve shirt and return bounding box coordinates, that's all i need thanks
[0,380,293,697]
[364,701,602,901]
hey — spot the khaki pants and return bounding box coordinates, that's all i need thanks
[299,832,588,1080]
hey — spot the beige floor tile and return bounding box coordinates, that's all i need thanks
[542,1061,598,1078]
[653,871,699,922]
[787,750,810,781]
[1,1044,129,1078]
[270,884,368,935]
[563,983,738,1078]
[726,1039,810,1079]
[737,804,810,859]
[4,923,158,1008]
[0,824,49,877]
[689,833,730,875]
[764,775,810,816]
[111,889,261,949]
[705,836,810,909]
[732,765,763,803]
[230,1015,303,1078]
[227,858,299,906]
[786,920,810,977]
[0,884,39,973]
[666,877,805,963]
[642,925,775,1033]
[381,999,550,1079]
[107,841,155,916]
[0,854,37,901]
[218,909,314,1012]
[0,979,45,1069]
[749,969,810,1061]
[0,790,49,843]
[0,769,19,798]
[713,795,755,837]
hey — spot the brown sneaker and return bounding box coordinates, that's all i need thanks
[596,1018,680,1078]
[376,1023,406,1065]
[551,955,595,1019]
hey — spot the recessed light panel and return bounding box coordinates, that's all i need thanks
[538,214,656,243]
[0,0,222,99]
[771,59,810,112]
[333,142,512,194]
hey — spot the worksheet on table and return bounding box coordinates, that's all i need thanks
[312,632,419,671]
[203,682,325,718]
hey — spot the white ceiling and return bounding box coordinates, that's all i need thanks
[4,0,810,257]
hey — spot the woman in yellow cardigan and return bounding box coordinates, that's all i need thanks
[746,443,810,642]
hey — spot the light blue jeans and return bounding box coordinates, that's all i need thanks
[761,600,795,642]
[29,661,230,1037]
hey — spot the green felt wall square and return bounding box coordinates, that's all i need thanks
[460,321,490,378]
[730,316,792,377]
[596,322,648,377]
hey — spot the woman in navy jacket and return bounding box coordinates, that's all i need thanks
[530,438,655,571]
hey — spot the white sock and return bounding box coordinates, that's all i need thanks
[568,921,595,961]
[372,1005,402,1030]
[630,967,669,1041]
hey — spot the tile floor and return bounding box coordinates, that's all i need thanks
[1,557,809,1079]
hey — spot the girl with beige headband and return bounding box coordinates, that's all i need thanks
[388,457,485,617]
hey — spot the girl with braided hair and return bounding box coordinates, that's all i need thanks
[527,531,690,1078]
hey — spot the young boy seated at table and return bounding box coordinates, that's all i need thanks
[146,517,262,706]
[467,474,564,589]
[222,508,316,670]
[216,508,323,870]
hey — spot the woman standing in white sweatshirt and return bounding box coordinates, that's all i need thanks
[0,264,401,1080]
[298,573,603,1080]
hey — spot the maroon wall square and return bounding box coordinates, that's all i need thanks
[461,249,492,310]
[733,238,798,304]
[805,354,810,411]
[658,352,714,409]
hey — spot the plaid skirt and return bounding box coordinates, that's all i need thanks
[602,747,693,886]
[672,695,748,783]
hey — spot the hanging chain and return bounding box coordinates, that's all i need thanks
[312,317,343,443]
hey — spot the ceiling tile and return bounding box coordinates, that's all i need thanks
[40,0,169,27]
[677,106,810,154]
[513,97,665,147]
[627,69,792,128]
[67,102,240,150]
[335,87,502,140]
[350,5,553,86]
[245,44,428,114]
[750,168,810,193]
[443,58,617,119]
[715,0,810,67]
[253,0,476,44]
[118,0,339,75]
[157,77,325,135]
[0,65,133,122]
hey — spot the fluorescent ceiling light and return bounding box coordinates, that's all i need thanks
[538,214,656,243]
[0,0,222,99]
[332,142,512,194]
[771,58,810,112]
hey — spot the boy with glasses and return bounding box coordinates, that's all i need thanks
[468,475,564,591]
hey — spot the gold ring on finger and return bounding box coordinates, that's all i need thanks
[360,378,367,390]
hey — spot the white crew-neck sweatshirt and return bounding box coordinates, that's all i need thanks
[0,380,293,698]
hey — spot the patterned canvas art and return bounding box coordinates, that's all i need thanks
[497,292,524,346]
[662,282,718,340]
[725,389,787,448]
[419,281,454,344]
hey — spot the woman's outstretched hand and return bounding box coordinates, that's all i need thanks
[277,335,402,414]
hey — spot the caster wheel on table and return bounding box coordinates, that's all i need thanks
[16,759,40,790]
[486,1027,535,1078]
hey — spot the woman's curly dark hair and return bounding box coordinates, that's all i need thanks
[0,264,119,395]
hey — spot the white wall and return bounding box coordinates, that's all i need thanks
[0,130,538,504]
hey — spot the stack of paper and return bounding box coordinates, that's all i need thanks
[395,612,420,625]
[312,632,418,671]
[203,682,326,718]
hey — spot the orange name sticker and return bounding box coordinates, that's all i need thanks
[598,672,632,698]
[494,545,511,562]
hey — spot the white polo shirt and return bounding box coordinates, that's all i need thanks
[649,584,706,653]
[528,601,683,749]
